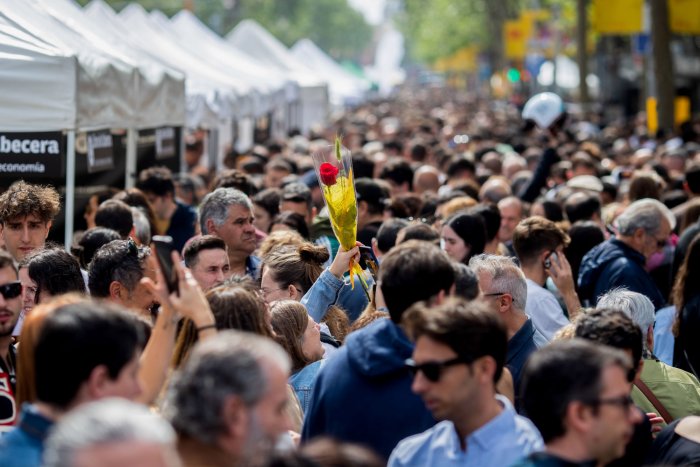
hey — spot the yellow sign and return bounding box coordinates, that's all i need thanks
[647,97,658,135]
[504,19,528,59]
[670,0,700,34]
[675,96,691,125]
[593,0,643,35]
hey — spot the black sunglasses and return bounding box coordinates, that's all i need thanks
[405,356,471,382]
[0,281,22,300]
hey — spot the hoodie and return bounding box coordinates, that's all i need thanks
[577,238,665,309]
[301,318,435,460]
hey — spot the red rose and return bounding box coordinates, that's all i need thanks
[319,162,340,186]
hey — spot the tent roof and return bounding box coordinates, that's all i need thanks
[227,19,325,88]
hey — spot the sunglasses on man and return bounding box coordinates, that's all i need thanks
[404,356,473,383]
[0,281,22,300]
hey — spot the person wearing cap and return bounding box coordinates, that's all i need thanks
[356,178,390,247]
[578,199,674,310]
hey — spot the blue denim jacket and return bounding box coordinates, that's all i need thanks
[301,269,370,323]
[290,360,324,414]
[0,403,54,467]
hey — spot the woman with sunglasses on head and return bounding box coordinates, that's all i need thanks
[270,300,325,414]
[260,242,363,355]
[440,212,487,265]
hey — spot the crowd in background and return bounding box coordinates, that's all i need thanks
[0,88,700,466]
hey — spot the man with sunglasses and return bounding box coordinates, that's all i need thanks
[389,299,543,467]
[578,199,673,310]
[517,339,642,467]
[0,250,23,434]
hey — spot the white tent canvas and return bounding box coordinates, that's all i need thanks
[227,19,328,134]
[291,38,367,107]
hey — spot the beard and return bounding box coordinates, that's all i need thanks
[240,412,278,467]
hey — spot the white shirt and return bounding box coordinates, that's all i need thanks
[525,278,569,341]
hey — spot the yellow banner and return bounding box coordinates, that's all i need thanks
[504,20,528,59]
[670,0,700,34]
[675,96,691,125]
[593,0,643,34]
[647,97,658,135]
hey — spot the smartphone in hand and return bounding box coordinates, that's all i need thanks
[358,245,379,280]
[152,235,178,294]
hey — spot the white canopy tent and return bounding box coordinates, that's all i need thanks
[227,19,329,135]
[291,38,368,107]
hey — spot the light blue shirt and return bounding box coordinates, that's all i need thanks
[654,305,676,366]
[388,395,543,467]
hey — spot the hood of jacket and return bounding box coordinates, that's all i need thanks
[345,318,413,379]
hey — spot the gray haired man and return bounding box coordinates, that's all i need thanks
[199,188,259,278]
[44,398,180,467]
[579,199,674,309]
[597,288,700,423]
[165,330,291,467]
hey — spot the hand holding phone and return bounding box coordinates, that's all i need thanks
[152,235,178,294]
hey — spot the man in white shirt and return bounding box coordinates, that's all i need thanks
[512,216,581,340]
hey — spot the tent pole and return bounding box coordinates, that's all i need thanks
[125,127,137,189]
[64,130,76,251]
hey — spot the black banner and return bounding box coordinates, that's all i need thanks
[86,130,115,173]
[0,131,65,178]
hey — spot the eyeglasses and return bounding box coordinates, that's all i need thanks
[0,282,22,300]
[590,395,635,411]
[405,357,471,382]
[483,292,506,298]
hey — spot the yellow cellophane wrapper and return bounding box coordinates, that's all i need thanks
[321,172,365,288]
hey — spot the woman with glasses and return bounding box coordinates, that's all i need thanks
[270,300,325,414]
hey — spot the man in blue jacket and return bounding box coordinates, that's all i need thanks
[578,199,673,310]
[301,240,455,460]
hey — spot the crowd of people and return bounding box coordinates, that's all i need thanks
[1,88,700,466]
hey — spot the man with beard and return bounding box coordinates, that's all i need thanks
[165,330,291,466]
[0,250,23,433]
[199,188,260,279]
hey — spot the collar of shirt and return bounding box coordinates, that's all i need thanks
[17,403,54,442]
[447,394,513,455]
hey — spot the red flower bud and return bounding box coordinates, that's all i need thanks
[319,162,340,186]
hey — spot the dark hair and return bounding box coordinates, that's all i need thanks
[446,156,476,178]
[270,300,316,373]
[271,212,310,239]
[352,153,375,179]
[112,188,157,236]
[375,218,409,254]
[686,164,700,195]
[88,240,149,298]
[673,233,700,329]
[0,181,60,224]
[512,216,570,266]
[379,240,455,323]
[136,166,175,197]
[211,169,258,195]
[183,235,227,269]
[379,158,414,191]
[35,300,145,409]
[444,212,487,264]
[453,263,480,300]
[403,298,507,383]
[565,193,602,224]
[537,200,565,223]
[575,308,643,371]
[399,223,440,245]
[94,200,133,239]
[252,188,282,224]
[172,284,273,367]
[629,173,661,201]
[520,339,633,443]
[469,204,501,242]
[76,227,121,269]
[265,243,328,293]
[385,193,423,219]
[27,249,85,303]
[564,221,605,289]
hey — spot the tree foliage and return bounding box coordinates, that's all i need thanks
[75,0,372,61]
